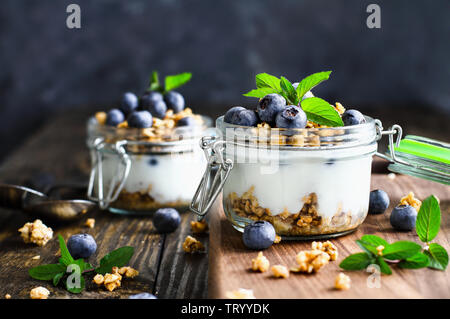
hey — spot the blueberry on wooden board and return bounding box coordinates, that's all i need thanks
[369,189,390,214]
[153,208,181,233]
[242,221,276,250]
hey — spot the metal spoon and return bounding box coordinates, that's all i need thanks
[0,183,96,222]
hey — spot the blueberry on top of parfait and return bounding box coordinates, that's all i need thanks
[120,92,139,115]
[106,108,125,126]
[140,91,164,108]
[177,116,197,127]
[257,93,286,125]
[224,106,246,124]
[275,105,307,129]
[127,110,153,128]
[142,98,167,119]
[229,109,259,126]
[164,91,185,113]
[342,109,366,126]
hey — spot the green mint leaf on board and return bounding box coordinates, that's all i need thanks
[58,235,75,266]
[29,263,66,281]
[416,195,441,243]
[53,272,64,286]
[376,257,392,275]
[398,252,430,269]
[255,73,281,91]
[301,97,344,127]
[164,72,192,92]
[339,252,374,270]
[243,87,279,98]
[95,246,134,275]
[356,234,389,255]
[356,240,378,256]
[425,243,449,270]
[66,275,85,294]
[296,71,331,100]
[279,76,299,105]
[382,241,422,260]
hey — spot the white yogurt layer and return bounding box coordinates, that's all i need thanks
[100,150,205,205]
[223,144,375,220]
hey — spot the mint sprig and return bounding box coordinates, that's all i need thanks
[147,70,192,93]
[340,195,448,274]
[29,234,135,294]
[243,71,343,127]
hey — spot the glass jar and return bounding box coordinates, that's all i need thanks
[86,116,212,215]
[191,115,385,239]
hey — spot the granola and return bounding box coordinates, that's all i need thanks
[376,245,384,256]
[182,235,204,253]
[18,219,53,247]
[251,252,270,273]
[225,288,256,299]
[5,294,11,299]
[399,192,422,211]
[95,111,107,125]
[32,255,41,260]
[85,218,95,229]
[30,287,50,299]
[190,220,208,234]
[335,273,351,290]
[293,249,330,273]
[93,266,138,291]
[311,241,338,261]
[112,188,189,211]
[271,265,289,278]
[274,235,282,244]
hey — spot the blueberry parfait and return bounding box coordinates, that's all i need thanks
[87,71,210,214]
[218,71,377,238]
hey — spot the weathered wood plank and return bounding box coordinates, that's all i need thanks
[209,173,450,299]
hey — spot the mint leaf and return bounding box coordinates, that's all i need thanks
[279,76,298,105]
[382,241,422,260]
[66,275,85,294]
[376,257,392,275]
[95,246,134,275]
[357,235,389,255]
[164,72,192,92]
[356,240,378,256]
[243,87,279,98]
[416,195,441,243]
[53,272,64,286]
[148,71,162,92]
[29,264,66,281]
[255,73,281,91]
[296,71,331,100]
[398,252,430,269]
[301,97,344,127]
[339,252,374,270]
[58,235,75,266]
[425,243,448,270]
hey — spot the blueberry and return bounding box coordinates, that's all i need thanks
[164,91,185,113]
[120,92,139,115]
[127,111,153,128]
[148,158,158,166]
[67,234,97,259]
[230,109,259,126]
[368,190,390,215]
[106,109,125,126]
[257,94,286,124]
[342,109,366,126]
[142,99,167,119]
[224,106,246,124]
[390,205,417,231]
[275,106,307,129]
[177,116,197,127]
[153,208,181,233]
[140,91,163,108]
[242,221,276,250]
[129,293,157,299]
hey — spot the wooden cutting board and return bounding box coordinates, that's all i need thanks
[208,169,450,299]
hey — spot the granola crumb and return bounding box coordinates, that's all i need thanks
[93,274,105,285]
[387,173,396,180]
[294,249,330,273]
[104,273,122,292]
[5,294,11,299]
[117,121,128,128]
[399,192,422,211]
[18,219,53,247]
[190,220,208,234]
[271,265,290,278]
[251,252,270,273]
[335,273,351,290]
[274,235,282,244]
[95,111,107,125]
[376,245,384,256]
[334,102,346,115]
[32,255,41,260]
[118,266,139,278]
[30,287,50,299]
[311,241,338,261]
[225,288,256,299]
[84,218,95,229]
[182,235,204,253]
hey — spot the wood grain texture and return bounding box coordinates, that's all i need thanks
[208,173,450,299]
[0,110,208,299]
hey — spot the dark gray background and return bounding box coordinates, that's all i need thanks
[0,0,449,161]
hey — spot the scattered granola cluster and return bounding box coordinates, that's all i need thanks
[225,288,256,299]
[113,188,189,211]
[5,294,11,299]
[93,266,139,292]
[334,273,351,290]
[271,265,290,279]
[30,286,50,299]
[190,220,208,234]
[18,219,53,247]
[293,249,330,273]
[182,235,204,253]
[376,245,384,256]
[251,252,270,273]
[311,241,338,261]
[84,218,95,229]
[399,192,422,211]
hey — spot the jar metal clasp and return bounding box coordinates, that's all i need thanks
[87,137,131,209]
[190,136,233,220]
